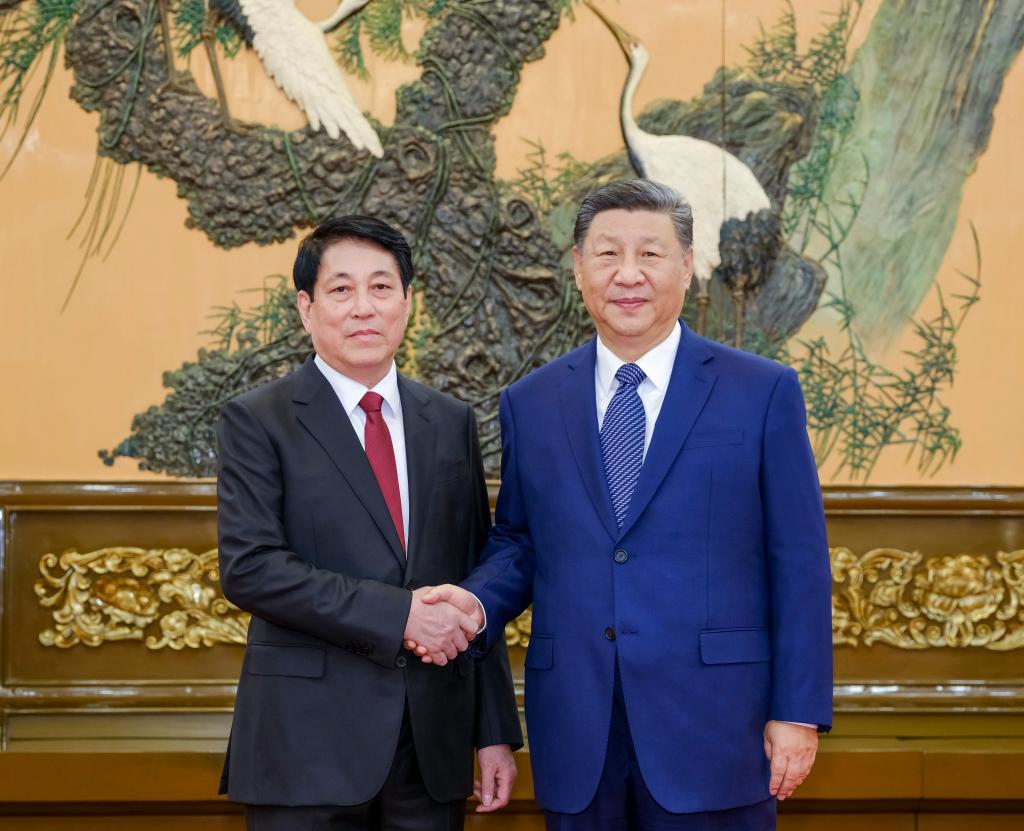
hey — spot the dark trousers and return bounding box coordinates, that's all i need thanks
[244,709,464,831]
[545,664,776,831]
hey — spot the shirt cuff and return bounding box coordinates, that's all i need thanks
[467,591,487,634]
[784,722,817,728]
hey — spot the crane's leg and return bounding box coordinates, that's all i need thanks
[201,24,245,134]
[319,0,372,32]
[694,278,711,337]
[156,0,190,92]
[731,284,747,349]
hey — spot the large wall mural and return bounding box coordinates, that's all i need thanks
[2,0,1021,480]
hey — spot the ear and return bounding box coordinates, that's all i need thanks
[572,246,584,291]
[401,285,413,325]
[296,290,313,333]
[681,245,694,292]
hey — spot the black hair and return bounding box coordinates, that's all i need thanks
[573,179,693,250]
[293,215,414,299]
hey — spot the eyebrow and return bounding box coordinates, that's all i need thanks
[591,234,667,246]
[326,269,398,280]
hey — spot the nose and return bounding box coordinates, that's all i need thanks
[351,286,376,318]
[615,253,644,286]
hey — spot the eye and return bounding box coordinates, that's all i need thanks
[332,284,350,294]
[642,250,662,258]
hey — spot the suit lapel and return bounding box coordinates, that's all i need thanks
[559,341,618,541]
[398,375,435,574]
[292,358,406,571]
[618,323,717,539]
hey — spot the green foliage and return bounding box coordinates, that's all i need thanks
[331,0,580,78]
[784,74,859,243]
[0,0,81,174]
[789,225,982,480]
[746,1,865,243]
[214,21,241,57]
[174,0,242,59]
[746,2,800,82]
[553,0,581,20]
[336,11,369,79]
[173,0,206,56]
[509,138,587,218]
[334,0,450,80]
[206,275,301,352]
[747,0,862,91]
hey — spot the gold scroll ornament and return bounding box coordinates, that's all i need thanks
[34,546,1024,651]
[831,547,1024,650]
[35,547,249,649]
[506,608,531,649]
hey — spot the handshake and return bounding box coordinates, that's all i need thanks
[402,584,483,666]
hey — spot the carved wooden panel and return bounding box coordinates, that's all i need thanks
[3,483,1024,720]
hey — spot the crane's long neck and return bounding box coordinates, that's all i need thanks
[621,53,648,177]
[320,0,370,32]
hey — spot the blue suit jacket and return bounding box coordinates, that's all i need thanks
[462,324,833,814]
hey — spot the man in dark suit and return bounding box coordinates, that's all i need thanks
[414,180,833,830]
[216,215,522,830]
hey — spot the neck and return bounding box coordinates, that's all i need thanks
[318,0,370,32]
[620,55,645,158]
[317,353,392,389]
[601,322,677,364]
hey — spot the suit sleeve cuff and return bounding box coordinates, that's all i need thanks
[468,590,487,634]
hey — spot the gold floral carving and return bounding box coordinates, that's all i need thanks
[35,547,249,649]
[34,545,1024,652]
[831,547,1024,650]
[505,608,532,648]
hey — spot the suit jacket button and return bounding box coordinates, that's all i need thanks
[604,627,616,641]
[396,656,408,668]
[614,549,628,563]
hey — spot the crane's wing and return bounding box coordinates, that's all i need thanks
[236,0,384,157]
[637,134,771,281]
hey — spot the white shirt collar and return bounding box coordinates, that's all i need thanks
[313,354,402,419]
[595,321,681,396]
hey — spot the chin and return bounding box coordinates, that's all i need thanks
[607,320,653,338]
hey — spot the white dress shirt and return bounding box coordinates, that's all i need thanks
[595,321,682,459]
[314,354,410,550]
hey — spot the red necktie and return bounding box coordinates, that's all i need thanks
[359,392,405,551]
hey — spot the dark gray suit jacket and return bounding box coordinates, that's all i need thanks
[216,355,522,806]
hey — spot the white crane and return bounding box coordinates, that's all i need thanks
[221,0,383,156]
[585,2,771,309]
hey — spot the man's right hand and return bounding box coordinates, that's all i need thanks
[404,584,485,664]
[403,587,480,666]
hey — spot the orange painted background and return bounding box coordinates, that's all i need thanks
[0,0,1020,484]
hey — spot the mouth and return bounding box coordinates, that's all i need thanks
[348,329,382,340]
[611,297,648,311]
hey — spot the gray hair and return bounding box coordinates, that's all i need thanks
[573,178,693,251]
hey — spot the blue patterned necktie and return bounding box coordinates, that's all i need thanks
[601,363,647,529]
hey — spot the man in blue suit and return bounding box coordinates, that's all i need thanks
[411,179,833,829]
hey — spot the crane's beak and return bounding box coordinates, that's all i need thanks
[583,1,635,60]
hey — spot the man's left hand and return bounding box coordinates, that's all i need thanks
[764,720,818,801]
[475,744,517,812]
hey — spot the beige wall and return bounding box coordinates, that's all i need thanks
[0,0,1020,484]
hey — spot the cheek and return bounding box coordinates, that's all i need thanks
[314,307,347,336]
[578,277,605,303]
[386,307,411,345]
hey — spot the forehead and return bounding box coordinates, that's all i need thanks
[585,209,680,247]
[316,237,400,282]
